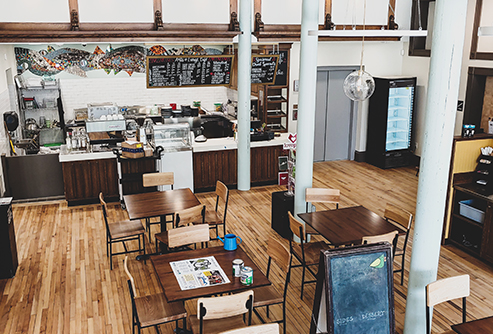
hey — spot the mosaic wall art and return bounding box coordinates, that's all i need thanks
[15,45,224,78]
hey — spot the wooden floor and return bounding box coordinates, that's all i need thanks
[1,160,493,333]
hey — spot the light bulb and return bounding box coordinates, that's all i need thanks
[343,70,375,101]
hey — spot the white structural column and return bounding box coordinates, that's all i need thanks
[403,0,468,333]
[237,0,252,191]
[294,0,319,215]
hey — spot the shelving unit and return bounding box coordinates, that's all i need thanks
[449,183,493,263]
[16,79,65,152]
[256,43,291,133]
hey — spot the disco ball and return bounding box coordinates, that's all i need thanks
[343,70,375,101]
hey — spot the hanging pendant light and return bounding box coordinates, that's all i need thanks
[343,0,375,102]
[343,69,375,101]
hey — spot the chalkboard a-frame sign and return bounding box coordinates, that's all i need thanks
[146,55,234,88]
[310,243,395,334]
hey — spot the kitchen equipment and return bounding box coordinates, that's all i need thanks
[161,107,173,118]
[87,103,118,120]
[366,77,417,169]
[218,233,242,251]
[153,123,194,191]
[3,112,19,132]
[85,119,126,133]
[25,118,38,131]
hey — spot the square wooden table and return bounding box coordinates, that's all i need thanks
[151,246,271,302]
[452,316,493,333]
[298,206,406,247]
[124,188,200,221]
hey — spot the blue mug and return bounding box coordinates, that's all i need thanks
[218,233,242,251]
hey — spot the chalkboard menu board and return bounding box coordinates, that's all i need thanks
[251,55,279,85]
[147,55,234,88]
[311,243,395,334]
[269,50,289,86]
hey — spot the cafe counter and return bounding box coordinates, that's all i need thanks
[58,133,289,203]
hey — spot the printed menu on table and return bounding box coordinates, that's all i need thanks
[170,256,231,291]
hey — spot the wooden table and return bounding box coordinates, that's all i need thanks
[452,316,493,333]
[151,246,270,302]
[124,188,200,221]
[298,206,406,246]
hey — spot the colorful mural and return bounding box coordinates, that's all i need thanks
[15,45,224,78]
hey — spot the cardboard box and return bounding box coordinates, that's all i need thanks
[121,141,144,159]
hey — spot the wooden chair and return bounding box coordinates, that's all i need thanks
[288,211,327,300]
[124,256,187,334]
[99,193,145,270]
[155,224,210,253]
[189,290,254,334]
[253,236,291,334]
[142,172,174,241]
[304,188,340,236]
[384,203,413,285]
[198,180,229,239]
[219,323,280,334]
[305,188,340,211]
[426,275,470,334]
[361,230,399,254]
[155,204,206,252]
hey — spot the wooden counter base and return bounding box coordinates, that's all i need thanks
[193,145,284,192]
[62,158,119,206]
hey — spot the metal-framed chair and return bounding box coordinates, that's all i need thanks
[288,211,327,300]
[124,256,187,334]
[142,172,174,241]
[253,236,291,334]
[99,192,145,270]
[384,203,413,285]
[199,180,229,240]
[189,290,253,334]
[426,275,470,334]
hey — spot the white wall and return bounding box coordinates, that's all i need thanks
[59,78,231,120]
[289,40,407,152]
[0,45,18,195]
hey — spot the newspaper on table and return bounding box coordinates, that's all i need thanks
[170,256,231,290]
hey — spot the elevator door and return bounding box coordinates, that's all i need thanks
[314,68,357,162]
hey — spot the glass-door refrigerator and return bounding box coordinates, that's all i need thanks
[366,77,416,169]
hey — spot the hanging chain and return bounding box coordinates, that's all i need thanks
[417,0,423,30]
[360,0,367,72]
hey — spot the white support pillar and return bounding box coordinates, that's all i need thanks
[403,0,468,333]
[294,0,319,215]
[237,0,252,191]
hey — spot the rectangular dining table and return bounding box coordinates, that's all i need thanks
[124,188,201,228]
[298,205,406,246]
[151,246,271,302]
[452,316,493,334]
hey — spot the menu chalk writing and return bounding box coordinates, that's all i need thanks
[147,55,234,88]
[251,55,279,84]
[269,50,288,86]
[310,243,395,334]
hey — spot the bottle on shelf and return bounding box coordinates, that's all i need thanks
[66,132,72,151]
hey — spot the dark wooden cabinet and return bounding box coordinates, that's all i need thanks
[62,158,119,205]
[119,157,158,195]
[193,150,237,190]
[193,145,284,191]
[0,198,18,279]
[449,184,493,263]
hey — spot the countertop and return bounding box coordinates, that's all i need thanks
[59,151,115,162]
[192,133,289,152]
[59,133,289,161]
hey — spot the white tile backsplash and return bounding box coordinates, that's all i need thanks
[59,77,233,120]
